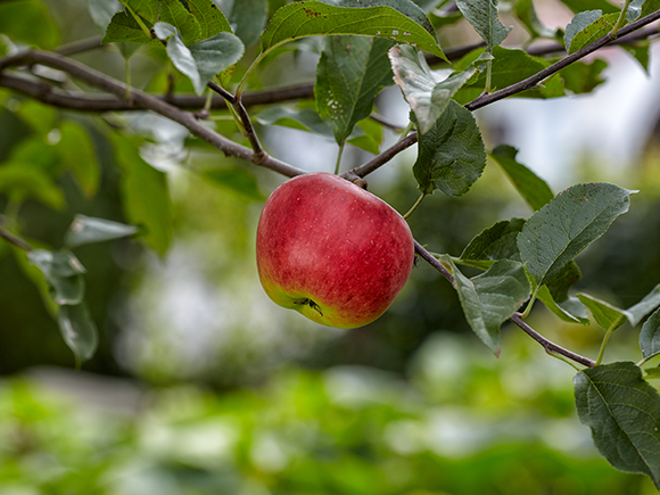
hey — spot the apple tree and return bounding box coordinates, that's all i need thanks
[1,0,660,486]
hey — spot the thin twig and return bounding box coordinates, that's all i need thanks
[510,313,596,368]
[344,132,418,179]
[414,240,455,286]
[0,50,306,178]
[0,226,32,251]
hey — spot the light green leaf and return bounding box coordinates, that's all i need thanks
[111,134,173,255]
[565,11,620,54]
[577,293,627,332]
[261,0,447,60]
[57,302,99,364]
[447,256,531,355]
[389,44,476,134]
[574,362,660,488]
[87,0,123,34]
[627,0,646,21]
[640,307,660,360]
[455,0,512,50]
[255,106,337,140]
[538,288,590,324]
[187,0,233,39]
[412,99,486,197]
[28,249,86,306]
[0,0,61,49]
[56,121,101,197]
[626,284,660,327]
[189,32,245,88]
[0,164,65,210]
[102,10,155,45]
[517,182,633,286]
[564,10,602,52]
[316,36,394,145]
[64,215,139,248]
[489,144,554,211]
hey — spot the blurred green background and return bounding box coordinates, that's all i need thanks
[2,0,660,493]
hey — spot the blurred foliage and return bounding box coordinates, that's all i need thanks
[0,331,657,495]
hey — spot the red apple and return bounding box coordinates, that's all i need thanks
[256,172,415,329]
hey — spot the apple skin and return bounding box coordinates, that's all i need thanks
[256,172,415,329]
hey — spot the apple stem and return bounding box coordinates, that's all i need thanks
[403,193,426,220]
[334,142,346,175]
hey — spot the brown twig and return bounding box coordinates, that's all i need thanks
[344,133,418,179]
[0,225,32,251]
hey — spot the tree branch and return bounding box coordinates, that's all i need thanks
[343,133,418,179]
[0,50,306,178]
[0,225,32,251]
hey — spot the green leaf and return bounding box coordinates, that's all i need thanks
[389,44,476,134]
[216,0,268,47]
[154,22,244,94]
[186,0,233,39]
[102,10,155,45]
[28,249,86,306]
[255,106,338,140]
[0,164,65,210]
[12,248,59,317]
[261,0,447,60]
[456,46,565,101]
[447,257,531,355]
[315,36,394,146]
[646,367,660,379]
[15,100,57,135]
[56,121,101,198]
[0,0,61,49]
[640,307,660,360]
[455,0,512,51]
[460,217,525,267]
[412,100,486,197]
[626,284,660,327]
[640,0,660,17]
[87,0,123,34]
[489,144,554,211]
[111,134,173,255]
[545,260,582,303]
[627,0,645,21]
[517,182,633,286]
[559,58,607,94]
[538,288,590,324]
[514,0,557,39]
[64,215,139,248]
[559,0,620,14]
[565,11,619,55]
[189,32,245,88]
[201,167,266,201]
[57,302,99,365]
[577,293,627,332]
[574,362,660,488]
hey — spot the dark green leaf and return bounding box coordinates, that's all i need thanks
[28,250,86,306]
[447,257,531,355]
[64,215,139,248]
[460,217,525,265]
[489,144,554,211]
[56,121,101,198]
[545,260,582,303]
[574,362,660,488]
[111,134,173,255]
[559,58,607,94]
[13,249,59,317]
[626,284,660,327]
[316,36,394,145]
[57,303,99,364]
[517,182,633,286]
[186,0,232,39]
[412,100,486,197]
[646,367,660,379]
[202,167,266,201]
[261,0,447,60]
[102,10,155,45]
[640,0,660,17]
[577,293,627,332]
[216,0,268,47]
[564,10,602,52]
[622,40,651,73]
[455,0,512,50]
[640,307,660,360]
[0,0,61,49]
[627,0,645,21]
[389,44,476,134]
